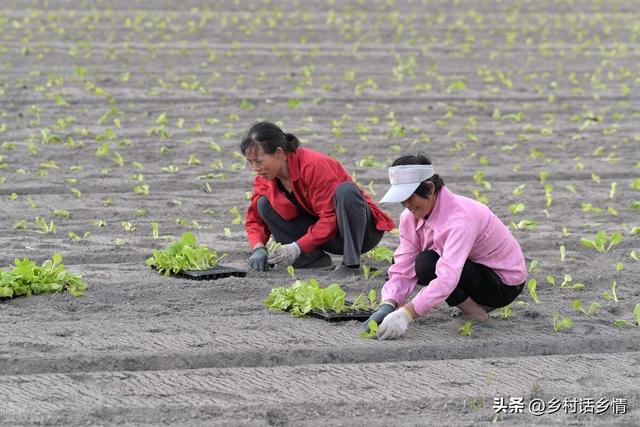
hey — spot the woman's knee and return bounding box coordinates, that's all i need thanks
[333,182,360,204]
[415,250,439,285]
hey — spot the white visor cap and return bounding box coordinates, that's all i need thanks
[379,165,435,203]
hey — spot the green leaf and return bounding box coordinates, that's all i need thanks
[527,278,539,303]
[459,321,473,336]
[360,320,379,338]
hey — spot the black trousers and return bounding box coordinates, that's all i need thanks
[415,250,524,309]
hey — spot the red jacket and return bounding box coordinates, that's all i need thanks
[245,148,395,253]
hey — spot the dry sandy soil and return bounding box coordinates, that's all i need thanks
[0,0,639,425]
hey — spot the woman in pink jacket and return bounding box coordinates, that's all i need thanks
[366,154,527,340]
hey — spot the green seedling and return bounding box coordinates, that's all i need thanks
[23,198,37,209]
[267,240,282,254]
[527,278,539,303]
[509,220,538,230]
[351,289,378,311]
[360,320,378,338]
[287,265,295,279]
[559,274,584,290]
[13,220,29,230]
[613,320,635,328]
[365,246,394,263]
[121,221,136,232]
[512,184,526,197]
[498,304,514,319]
[560,245,566,262]
[552,311,573,332]
[571,299,600,316]
[459,321,473,336]
[151,222,159,239]
[614,262,624,272]
[265,278,346,316]
[52,209,71,219]
[509,203,525,215]
[229,207,243,225]
[362,265,382,280]
[146,232,226,276]
[0,253,87,298]
[70,188,82,199]
[612,305,640,328]
[68,231,91,242]
[602,280,619,302]
[187,154,201,166]
[580,230,622,253]
[631,251,639,262]
[34,217,56,234]
[133,184,149,196]
[111,152,124,166]
[473,170,492,190]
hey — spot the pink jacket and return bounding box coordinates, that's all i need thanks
[381,186,527,316]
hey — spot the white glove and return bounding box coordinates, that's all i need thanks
[267,242,301,266]
[377,307,413,340]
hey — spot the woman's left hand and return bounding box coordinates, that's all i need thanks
[377,307,414,340]
[267,242,301,266]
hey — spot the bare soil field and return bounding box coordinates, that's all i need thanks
[0,0,639,425]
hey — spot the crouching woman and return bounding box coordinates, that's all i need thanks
[241,121,394,274]
[365,154,527,340]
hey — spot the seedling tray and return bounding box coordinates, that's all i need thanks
[307,300,375,322]
[180,266,247,280]
[151,264,247,280]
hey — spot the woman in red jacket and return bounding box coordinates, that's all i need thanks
[241,121,394,275]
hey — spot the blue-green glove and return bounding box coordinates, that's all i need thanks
[362,302,395,331]
[249,247,268,272]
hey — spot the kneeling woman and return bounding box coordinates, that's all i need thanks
[367,154,527,340]
[241,121,394,274]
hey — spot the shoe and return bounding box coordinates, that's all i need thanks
[293,253,333,269]
[325,263,363,279]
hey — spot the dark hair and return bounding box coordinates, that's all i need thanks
[240,121,300,156]
[391,154,444,198]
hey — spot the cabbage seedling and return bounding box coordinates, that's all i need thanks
[552,311,573,332]
[146,232,226,276]
[580,230,622,253]
[459,321,473,336]
[571,299,600,316]
[527,279,539,303]
[602,280,619,303]
[365,246,394,263]
[360,320,378,338]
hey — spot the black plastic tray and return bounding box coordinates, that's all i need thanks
[307,300,375,322]
[151,264,247,280]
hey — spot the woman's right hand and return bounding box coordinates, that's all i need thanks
[249,247,268,271]
[362,301,396,332]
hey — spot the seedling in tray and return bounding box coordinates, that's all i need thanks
[145,232,244,280]
[264,278,377,321]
